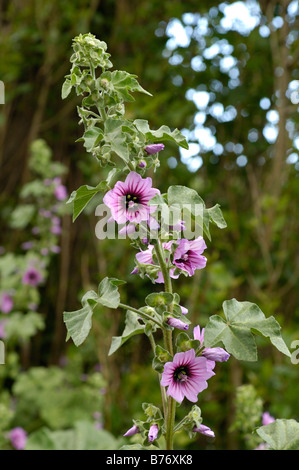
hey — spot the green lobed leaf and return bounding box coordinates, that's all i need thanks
[104,119,130,163]
[108,310,145,356]
[102,70,152,102]
[64,277,124,346]
[26,421,122,450]
[204,298,291,361]
[203,203,227,240]
[97,276,125,308]
[256,419,299,450]
[167,185,205,208]
[82,127,104,152]
[206,204,227,229]
[67,181,107,221]
[134,119,188,149]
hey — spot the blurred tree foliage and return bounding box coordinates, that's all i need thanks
[0,0,298,450]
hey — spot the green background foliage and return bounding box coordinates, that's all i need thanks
[0,0,298,450]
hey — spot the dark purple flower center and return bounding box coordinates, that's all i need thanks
[28,271,38,280]
[125,194,139,209]
[174,365,190,383]
[175,252,190,264]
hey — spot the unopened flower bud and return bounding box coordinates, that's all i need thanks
[167,317,189,331]
[100,78,109,87]
[138,160,147,168]
[123,424,140,437]
[148,424,159,442]
[145,143,165,155]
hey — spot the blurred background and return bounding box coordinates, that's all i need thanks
[0,0,298,450]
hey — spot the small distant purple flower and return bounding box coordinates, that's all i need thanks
[1,292,14,314]
[193,424,215,438]
[50,245,61,254]
[193,326,230,363]
[93,411,102,420]
[21,241,34,251]
[148,424,159,442]
[22,267,43,287]
[262,412,275,426]
[94,421,103,430]
[51,225,62,235]
[173,237,207,277]
[39,208,52,218]
[31,227,40,235]
[167,317,189,331]
[54,184,68,201]
[160,349,215,404]
[145,143,165,155]
[103,171,160,224]
[9,427,27,450]
[40,248,49,256]
[123,424,140,437]
[255,442,270,450]
[28,302,38,311]
[51,216,61,226]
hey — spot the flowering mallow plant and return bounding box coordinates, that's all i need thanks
[62,34,291,450]
[103,171,160,225]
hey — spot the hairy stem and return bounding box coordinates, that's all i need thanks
[118,303,163,329]
[154,240,176,450]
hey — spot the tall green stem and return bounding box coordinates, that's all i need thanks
[118,303,163,329]
[154,241,176,450]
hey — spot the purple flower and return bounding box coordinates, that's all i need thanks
[193,424,215,438]
[50,245,61,254]
[148,424,159,442]
[167,317,189,331]
[22,267,43,287]
[132,241,177,283]
[39,208,52,218]
[51,216,61,226]
[21,241,34,251]
[160,349,215,404]
[51,225,62,235]
[103,171,160,225]
[193,326,230,362]
[132,237,207,282]
[54,184,68,201]
[145,143,165,155]
[9,427,27,450]
[262,412,275,426]
[173,237,207,277]
[28,302,38,311]
[123,424,140,437]
[1,293,14,314]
